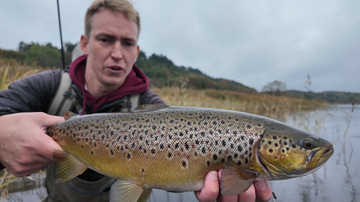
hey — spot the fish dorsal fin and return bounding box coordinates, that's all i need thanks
[64,111,78,120]
[220,160,259,196]
[133,104,170,113]
[53,149,87,183]
[110,180,150,202]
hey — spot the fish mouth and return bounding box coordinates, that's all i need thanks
[306,145,334,170]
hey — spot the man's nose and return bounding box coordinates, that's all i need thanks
[111,41,123,59]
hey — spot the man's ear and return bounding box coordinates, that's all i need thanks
[134,45,140,63]
[80,35,89,55]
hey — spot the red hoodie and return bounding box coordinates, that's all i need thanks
[69,55,149,114]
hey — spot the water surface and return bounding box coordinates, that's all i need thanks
[2,105,358,202]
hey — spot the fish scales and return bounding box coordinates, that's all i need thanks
[49,107,265,191]
[47,105,333,200]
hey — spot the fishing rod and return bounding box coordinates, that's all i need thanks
[56,0,65,70]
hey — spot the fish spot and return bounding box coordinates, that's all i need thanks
[160,144,164,149]
[247,124,251,129]
[268,148,273,153]
[111,150,114,155]
[201,132,206,137]
[167,152,172,158]
[233,131,238,136]
[132,142,136,148]
[282,149,285,153]
[237,145,243,152]
[210,130,214,135]
[245,158,248,164]
[221,120,226,124]
[237,161,242,166]
[284,142,288,146]
[222,140,226,147]
[101,135,105,140]
[286,147,289,151]
[110,131,115,136]
[283,136,288,139]
[187,121,191,126]
[273,136,277,140]
[85,125,89,129]
[257,123,262,126]
[213,121,217,125]
[234,153,238,158]
[151,149,156,154]
[275,143,279,147]
[127,153,131,159]
[181,160,187,168]
[94,142,97,147]
[185,142,190,150]
[201,147,206,155]
[249,138,254,145]
[268,141,272,145]
[213,154,218,160]
[207,161,210,167]
[241,136,245,140]
[91,151,94,155]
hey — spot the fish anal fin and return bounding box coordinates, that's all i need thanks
[137,188,152,202]
[64,111,78,120]
[53,149,87,183]
[220,160,259,196]
[110,180,147,202]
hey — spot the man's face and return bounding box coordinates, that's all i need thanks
[81,9,139,94]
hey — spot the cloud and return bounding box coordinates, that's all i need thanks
[1,0,359,92]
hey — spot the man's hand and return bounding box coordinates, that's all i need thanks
[0,112,64,177]
[195,170,273,202]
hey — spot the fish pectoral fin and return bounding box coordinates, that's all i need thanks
[133,104,170,112]
[220,160,259,196]
[64,111,79,120]
[110,180,151,202]
[53,149,87,183]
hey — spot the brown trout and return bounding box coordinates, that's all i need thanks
[46,105,333,202]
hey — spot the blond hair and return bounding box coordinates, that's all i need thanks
[84,0,140,38]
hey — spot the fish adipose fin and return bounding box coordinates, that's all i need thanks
[53,149,87,183]
[133,104,170,112]
[110,180,152,202]
[64,111,79,120]
[220,160,259,196]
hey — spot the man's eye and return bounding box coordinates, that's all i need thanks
[100,38,109,43]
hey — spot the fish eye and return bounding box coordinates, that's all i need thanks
[300,138,315,150]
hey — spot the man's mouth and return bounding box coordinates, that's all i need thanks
[108,66,123,72]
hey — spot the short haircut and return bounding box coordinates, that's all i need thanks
[84,0,140,38]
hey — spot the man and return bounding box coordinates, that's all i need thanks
[0,0,272,201]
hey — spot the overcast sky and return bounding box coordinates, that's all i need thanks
[1,0,359,93]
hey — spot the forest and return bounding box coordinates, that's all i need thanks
[0,41,358,104]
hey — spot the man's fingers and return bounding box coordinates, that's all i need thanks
[195,171,219,202]
[254,181,273,202]
[35,113,65,128]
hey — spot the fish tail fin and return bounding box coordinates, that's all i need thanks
[53,149,87,183]
[110,180,151,202]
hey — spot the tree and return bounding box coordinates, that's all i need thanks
[262,80,287,96]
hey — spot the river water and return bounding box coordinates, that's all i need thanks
[1,105,359,202]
